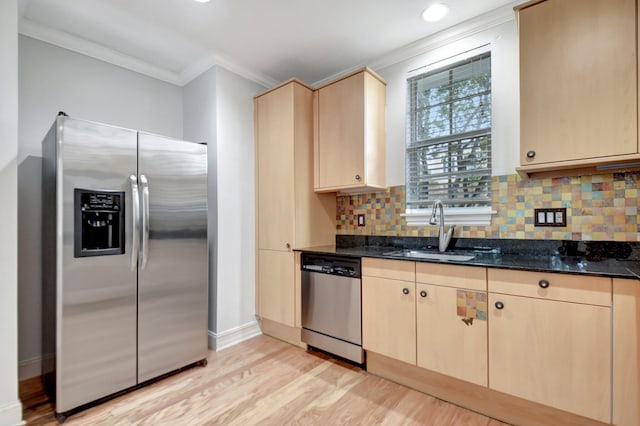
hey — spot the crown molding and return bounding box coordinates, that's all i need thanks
[367,3,518,71]
[19,17,277,88]
[19,18,184,85]
[312,2,519,87]
[180,51,277,88]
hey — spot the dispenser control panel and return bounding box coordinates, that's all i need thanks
[83,193,121,211]
[74,189,125,258]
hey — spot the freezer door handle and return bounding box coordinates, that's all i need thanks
[140,174,150,270]
[130,174,140,271]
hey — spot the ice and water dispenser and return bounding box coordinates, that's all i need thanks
[74,189,125,257]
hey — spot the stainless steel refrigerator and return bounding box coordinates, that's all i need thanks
[42,113,208,418]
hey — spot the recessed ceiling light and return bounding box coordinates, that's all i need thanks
[422,3,449,22]
[193,0,210,3]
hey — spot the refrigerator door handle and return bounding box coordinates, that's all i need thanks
[130,174,140,271]
[140,174,150,269]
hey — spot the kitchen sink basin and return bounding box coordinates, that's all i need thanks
[383,249,475,262]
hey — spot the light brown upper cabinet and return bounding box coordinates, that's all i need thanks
[254,80,335,328]
[516,0,640,177]
[314,67,386,192]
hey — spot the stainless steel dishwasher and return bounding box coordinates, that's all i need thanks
[301,253,363,364]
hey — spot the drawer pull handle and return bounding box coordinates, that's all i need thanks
[495,301,504,310]
[526,150,536,159]
[355,174,361,181]
[420,290,427,298]
[538,279,549,289]
[402,288,410,295]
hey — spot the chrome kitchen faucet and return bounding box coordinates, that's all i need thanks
[429,200,456,253]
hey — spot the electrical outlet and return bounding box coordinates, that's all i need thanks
[357,214,365,227]
[534,208,566,227]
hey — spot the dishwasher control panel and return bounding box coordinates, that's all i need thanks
[301,253,361,278]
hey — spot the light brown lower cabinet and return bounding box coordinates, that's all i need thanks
[488,293,611,423]
[613,278,640,426]
[362,258,639,424]
[257,249,294,327]
[415,263,488,387]
[363,259,488,385]
[362,275,416,365]
[416,283,488,387]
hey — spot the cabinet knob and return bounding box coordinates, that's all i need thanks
[285,243,291,249]
[538,279,549,289]
[402,288,410,295]
[420,290,427,298]
[355,174,361,181]
[526,150,536,159]
[495,301,504,310]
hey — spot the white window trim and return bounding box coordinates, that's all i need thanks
[403,206,495,227]
[405,43,494,227]
[405,43,491,80]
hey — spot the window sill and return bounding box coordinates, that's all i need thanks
[403,207,495,227]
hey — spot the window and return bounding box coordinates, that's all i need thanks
[405,52,493,225]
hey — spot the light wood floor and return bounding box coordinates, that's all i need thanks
[21,335,509,425]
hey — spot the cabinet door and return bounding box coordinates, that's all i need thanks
[256,86,294,251]
[613,279,640,426]
[258,250,294,326]
[416,284,487,386]
[519,0,637,165]
[316,72,365,189]
[362,276,416,364]
[489,293,611,422]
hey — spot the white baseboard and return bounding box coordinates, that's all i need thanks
[208,320,262,351]
[18,356,42,381]
[0,400,25,425]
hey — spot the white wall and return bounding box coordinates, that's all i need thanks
[17,35,184,379]
[213,67,265,338]
[0,2,22,425]
[19,35,183,162]
[183,68,218,333]
[377,19,520,186]
[184,65,265,349]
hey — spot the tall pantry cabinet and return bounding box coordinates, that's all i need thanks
[254,79,335,344]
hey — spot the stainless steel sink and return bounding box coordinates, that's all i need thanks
[383,249,475,262]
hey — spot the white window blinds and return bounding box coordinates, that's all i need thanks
[406,52,492,210]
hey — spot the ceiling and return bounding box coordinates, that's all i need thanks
[18,0,525,87]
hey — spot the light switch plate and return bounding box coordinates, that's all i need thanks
[357,214,365,226]
[534,208,566,227]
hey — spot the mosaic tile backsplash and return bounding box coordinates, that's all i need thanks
[336,172,640,242]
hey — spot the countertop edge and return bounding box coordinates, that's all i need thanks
[295,246,640,280]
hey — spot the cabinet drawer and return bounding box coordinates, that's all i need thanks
[362,258,415,282]
[416,263,486,291]
[488,269,611,306]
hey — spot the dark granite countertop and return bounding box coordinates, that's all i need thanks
[296,244,640,280]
